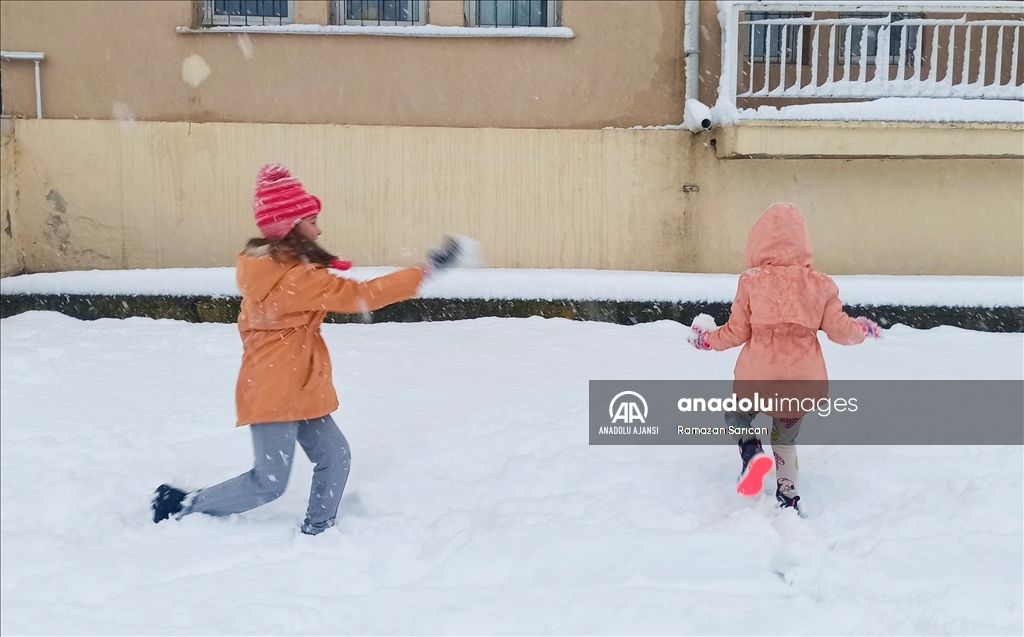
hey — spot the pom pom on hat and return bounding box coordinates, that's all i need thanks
[253,164,321,239]
[256,163,292,185]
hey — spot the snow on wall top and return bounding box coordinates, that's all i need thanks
[1,268,1021,307]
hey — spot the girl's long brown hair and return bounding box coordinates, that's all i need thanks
[245,226,338,268]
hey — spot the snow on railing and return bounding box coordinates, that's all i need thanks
[717,1,1024,112]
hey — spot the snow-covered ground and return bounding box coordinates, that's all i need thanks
[1,310,1021,635]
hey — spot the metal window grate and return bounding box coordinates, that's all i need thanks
[201,0,293,26]
[744,12,805,63]
[336,0,425,25]
[472,1,554,27]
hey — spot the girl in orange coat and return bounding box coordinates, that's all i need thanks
[153,164,462,535]
[691,203,881,512]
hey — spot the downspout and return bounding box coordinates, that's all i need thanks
[0,51,45,118]
[684,0,700,101]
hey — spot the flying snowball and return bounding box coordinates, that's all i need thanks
[236,34,254,59]
[111,102,135,122]
[181,54,211,87]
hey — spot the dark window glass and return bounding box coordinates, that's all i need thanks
[346,1,420,23]
[744,12,799,62]
[839,14,919,63]
[213,0,288,18]
[477,1,548,27]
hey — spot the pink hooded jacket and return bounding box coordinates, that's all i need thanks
[707,204,864,405]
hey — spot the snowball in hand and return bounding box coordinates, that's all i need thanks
[686,313,718,343]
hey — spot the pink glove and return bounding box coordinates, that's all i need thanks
[854,316,882,339]
[690,326,712,350]
[330,259,353,271]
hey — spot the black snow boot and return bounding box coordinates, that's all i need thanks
[152,484,188,523]
[738,438,764,473]
[776,488,801,512]
[736,438,772,497]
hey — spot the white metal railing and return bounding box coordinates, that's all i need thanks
[718,2,1024,106]
[0,51,44,118]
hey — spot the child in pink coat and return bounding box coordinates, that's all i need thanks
[691,203,880,511]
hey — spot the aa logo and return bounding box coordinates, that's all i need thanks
[609,391,648,424]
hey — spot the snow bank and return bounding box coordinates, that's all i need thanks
[2,268,1022,307]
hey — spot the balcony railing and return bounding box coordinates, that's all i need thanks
[717,1,1024,111]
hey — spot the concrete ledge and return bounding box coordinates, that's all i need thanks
[176,25,575,38]
[2,294,1022,332]
[713,121,1024,159]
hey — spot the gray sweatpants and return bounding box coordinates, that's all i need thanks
[184,415,351,534]
[725,411,803,497]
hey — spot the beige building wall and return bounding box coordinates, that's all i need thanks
[690,136,1024,275]
[0,124,22,275]
[0,1,686,128]
[5,119,693,273]
[3,118,1021,278]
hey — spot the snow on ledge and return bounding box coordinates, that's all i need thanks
[2,268,1022,308]
[739,98,1024,124]
[176,24,574,38]
[624,98,1024,131]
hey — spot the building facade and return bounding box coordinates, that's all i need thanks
[1,0,1022,277]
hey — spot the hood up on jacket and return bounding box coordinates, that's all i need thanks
[744,203,814,270]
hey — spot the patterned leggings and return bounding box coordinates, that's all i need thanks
[725,411,804,497]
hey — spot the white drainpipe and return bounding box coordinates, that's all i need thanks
[1,51,45,118]
[684,0,700,100]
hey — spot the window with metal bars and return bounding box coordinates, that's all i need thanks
[837,14,919,65]
[199,0,294,26]
[466,1,560,28]
[334,1,427,26]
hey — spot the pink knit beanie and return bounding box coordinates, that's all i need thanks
[253,164,321,239]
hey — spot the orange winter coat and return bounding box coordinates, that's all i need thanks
[234,246,422,426]
[707,204,864,414]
